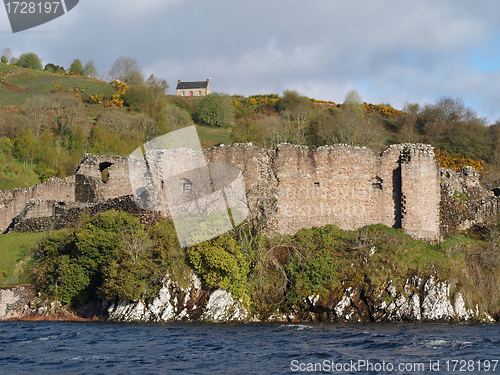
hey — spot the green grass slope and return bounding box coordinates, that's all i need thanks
[0,232,51,287]
[0,64,115,106]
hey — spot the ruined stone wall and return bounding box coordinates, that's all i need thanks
[271,145,385,234]
[205,143,278,231]
[440,168,500,236]
[8,196,165,233]
[1,144,444,241]
[400,145,441,242]
[0,176,75,233]
[75,155,132,203]
[207,143,441,240]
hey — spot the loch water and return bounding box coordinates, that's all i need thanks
[0,321,499,374]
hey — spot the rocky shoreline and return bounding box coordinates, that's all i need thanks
[1,272,496,324]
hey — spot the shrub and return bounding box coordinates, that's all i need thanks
[31,211,143,304]
[17,52,43,70]
[195,93,235,127]
[122,85,156,109]
[186,232,250,302]
[69,59,83,75]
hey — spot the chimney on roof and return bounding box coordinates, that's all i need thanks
[206,79,209,83]
[178,79,181,84]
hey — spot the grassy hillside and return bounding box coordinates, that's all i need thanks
[0,231,50,287]
[0,151,39,190]
[0,64,115,106]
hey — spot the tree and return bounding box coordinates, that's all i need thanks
[122,85,156,109]
[275,90,312,120]
[108,56,144,85]
[25,96,48,136]
[136,113,158,141]
[1,48,12,64]
[69,59,83,75]
[17,52,43,70]
[315,89,380,147]
[146,74,169,101]
[195,93,235,127]
[83,61,98,78]
[163,103,192,131]
[44,63,66,73]
[96,111,133,133]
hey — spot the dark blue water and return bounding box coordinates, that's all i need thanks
[0,322,499,374]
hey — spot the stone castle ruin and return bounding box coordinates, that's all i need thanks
[1,143,499,241]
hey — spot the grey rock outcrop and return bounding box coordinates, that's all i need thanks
[305,275,494,323]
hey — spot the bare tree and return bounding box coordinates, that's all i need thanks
[163,103,192,131]
[146,74,169,101]
[24,96,48,136]
[97,111,132,133]
[136,113,157,141]
[1,48,13,64]
[83,61,98,78]
[316,90,380,147]
[108,56,144,85]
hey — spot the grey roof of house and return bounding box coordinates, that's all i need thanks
[176,81,208,90]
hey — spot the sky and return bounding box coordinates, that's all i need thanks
[1,0,500,123]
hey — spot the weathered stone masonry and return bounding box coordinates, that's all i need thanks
[207,143,441,241]
[0,176,75,233]
[1,143,445,241]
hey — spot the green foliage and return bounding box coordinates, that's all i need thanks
[230,120,269,147]
[195,93,235,127]
[312,91,382,148]
[30,213,191,305]
[122,85,157,109]
[0,232,48,287]
[0,137,40,189]
[17,52,43,70]
[69,59,84,75]
[32,211,142,304]
[44,63,66,73]
[146,74,169,101]
[285,226,341,306]
[89,124,142,155]
[275,90,312,114]
[1,56,8,64]
[163,103,192,131]
[187,232,250,302]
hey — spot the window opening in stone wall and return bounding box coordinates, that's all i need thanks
[314,182,320,188]
[99,162,113,184]
[371,176,383,190]
[183,180,193,192]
